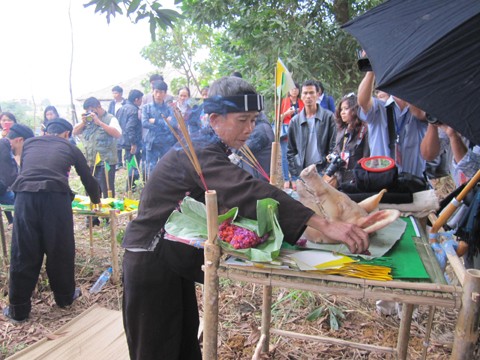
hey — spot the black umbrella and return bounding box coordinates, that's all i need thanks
[342,0,480,145]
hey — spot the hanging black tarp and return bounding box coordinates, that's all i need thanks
[342,0,480,145]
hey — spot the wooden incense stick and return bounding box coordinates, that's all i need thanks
[162,110,208,190]
[239,145,270,182]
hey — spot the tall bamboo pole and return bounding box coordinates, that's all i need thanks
[451,269,480,359]
[203,190,220,360]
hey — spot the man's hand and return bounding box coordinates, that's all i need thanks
[307,214,369,254]
[130,145,137,154]
[325,220,369,254]
[92,112,102,126]
[149,118,155,124]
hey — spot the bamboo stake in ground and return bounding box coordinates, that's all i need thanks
[451,268,480,360]
[203,190,220,360]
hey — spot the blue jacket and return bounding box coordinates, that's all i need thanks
[116,100,142,148]
[141,101,178,150]
[318,94,336,113]
[108,99,126,116]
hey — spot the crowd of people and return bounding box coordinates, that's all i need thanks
[0,67,478,359]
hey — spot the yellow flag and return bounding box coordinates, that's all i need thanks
[94,152,101,165]
[275,58,295,98]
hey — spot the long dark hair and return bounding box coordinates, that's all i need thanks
[335,94,361,131]
[43,105,59,122]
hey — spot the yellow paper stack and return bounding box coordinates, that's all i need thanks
[287,251,392,281]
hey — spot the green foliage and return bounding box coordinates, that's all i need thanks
[83,0,181,40]
[182,0,383,101]
[140,17,216,94]
[84,0,383,104]
[0,101,37,129]
[307,304,346,331]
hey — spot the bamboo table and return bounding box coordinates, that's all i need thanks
[203,196,479,360]
[0,205,137,284]
[77,209,137,284]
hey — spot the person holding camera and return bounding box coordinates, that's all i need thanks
[330,93,369,188]
[73,97,122,201]
[279,83,304,189]
[286,80,336,184]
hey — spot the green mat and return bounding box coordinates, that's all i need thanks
[384,217,430,280]
[282,216,430,280]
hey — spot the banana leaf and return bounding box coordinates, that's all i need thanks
[164,197,284,262]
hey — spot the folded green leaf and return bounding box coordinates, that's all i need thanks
[165,196,284,262]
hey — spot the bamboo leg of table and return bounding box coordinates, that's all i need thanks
[396,303,414,360]
[0,207,8,267]
[203,191,220,360]
[261,285,272,354]
[89,216,94,257]
[451,269,480,359]
[110,210,119,284]
[421,306,436,360]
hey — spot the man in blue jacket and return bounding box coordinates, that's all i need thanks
[141,80,178,177]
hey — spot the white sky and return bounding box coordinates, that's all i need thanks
[0,0,176,105]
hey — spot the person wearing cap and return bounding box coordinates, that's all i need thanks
[3,118,101,323]
[0,124,34,225]
[121,76,369,359]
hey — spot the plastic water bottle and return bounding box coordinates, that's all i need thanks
[89,267,112,294]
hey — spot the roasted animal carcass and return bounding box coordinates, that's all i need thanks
[297,164,400,244]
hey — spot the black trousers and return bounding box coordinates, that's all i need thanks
[92,165,116,198]
[9,192,75,319]
[122,240,204,360]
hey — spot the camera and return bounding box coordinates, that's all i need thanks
[325,153,347,177]
[356,49,372,72]
[291,106,298,115]
[84,112,94,122]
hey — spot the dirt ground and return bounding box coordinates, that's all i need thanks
[0,172,475,359]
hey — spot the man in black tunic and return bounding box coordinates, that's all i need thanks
[122,76,369,359]
[3,119,101,323]
[0,124,34,224]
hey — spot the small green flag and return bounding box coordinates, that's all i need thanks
[104,161,111,172]
[127,156,137,171]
